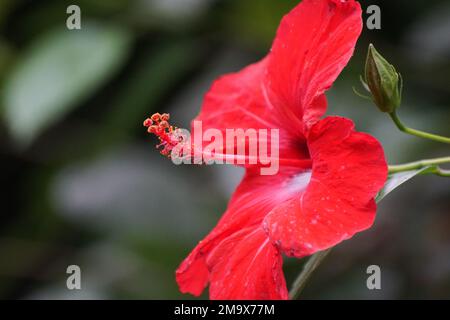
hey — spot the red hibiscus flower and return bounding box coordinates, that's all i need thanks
[146,0,388,299]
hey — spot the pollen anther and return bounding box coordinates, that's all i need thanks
[151,113,162,122]
[145,112,182,158]
[143,118,153,127]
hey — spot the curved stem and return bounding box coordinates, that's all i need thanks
[289,249,331,300]
[388,156,450,174]
[389,112,450,144]
[430,166,450,177]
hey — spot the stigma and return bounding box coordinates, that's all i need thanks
[143,113,181,157]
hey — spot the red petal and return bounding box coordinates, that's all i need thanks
[176,166,309,297]
[193,57,309,164]
[195,58,273,132]
[266,0,362,131]
[207,227,287,300]
[264,117,388,257]
[191,0,362,163]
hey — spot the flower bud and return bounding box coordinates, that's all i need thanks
[364,44,402,113]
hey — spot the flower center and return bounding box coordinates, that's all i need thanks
[285,171,312,194]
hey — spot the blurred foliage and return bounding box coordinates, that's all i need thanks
[4,24,132,146]
[0,0,449,299]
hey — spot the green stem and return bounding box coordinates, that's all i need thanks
[389,112,450,144]
[388,156,450,174]
[430,166,450,177]
[289,249,331,300]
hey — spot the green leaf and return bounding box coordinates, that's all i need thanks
[376,166,431,202]
[2,23,132,146]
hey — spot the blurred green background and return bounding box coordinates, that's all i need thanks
[0,0,449,299]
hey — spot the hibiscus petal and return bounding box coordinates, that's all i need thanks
[264,117,388,257]
[207,227,287,300]
[194,58,274,132]
[176,166,310,297]
[266,0,362,130]
[192,56,309,166]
